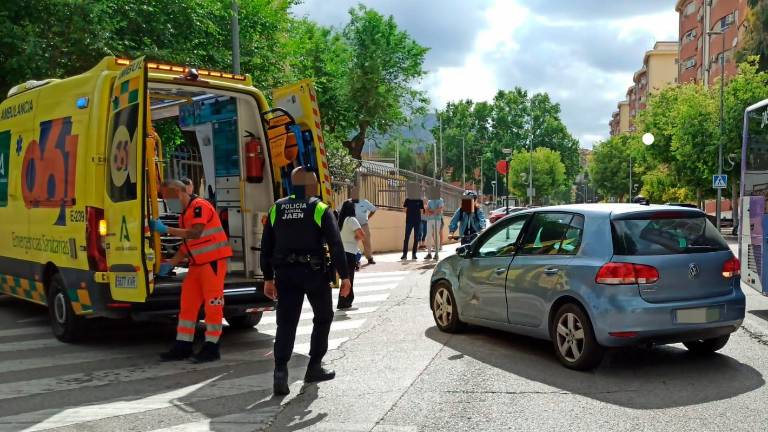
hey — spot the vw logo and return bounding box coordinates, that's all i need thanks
[688,263,700,280]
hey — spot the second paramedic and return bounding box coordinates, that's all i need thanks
[150,179,233,364]
[261,166,351,396]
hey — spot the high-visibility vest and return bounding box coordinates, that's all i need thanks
[180,197,233,265]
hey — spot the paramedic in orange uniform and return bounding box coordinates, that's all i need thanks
[149,179,232,363]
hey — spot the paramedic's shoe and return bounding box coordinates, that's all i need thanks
[190,342,220,363]
[304,364,336,383]
[160,341,193,362]
[274,370,290,395]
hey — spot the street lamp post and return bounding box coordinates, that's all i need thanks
[462,137,466,189]
[707,30,726,230]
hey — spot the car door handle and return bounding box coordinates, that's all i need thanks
[544,268,559,275]
[495,268,507,275]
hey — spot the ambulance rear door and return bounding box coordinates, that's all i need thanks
[103,57,153,302]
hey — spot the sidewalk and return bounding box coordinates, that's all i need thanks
[357,242,461,273]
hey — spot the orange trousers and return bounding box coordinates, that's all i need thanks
[176,259,226,344]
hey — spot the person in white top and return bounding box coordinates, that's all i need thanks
[354,198,377,264]
[338,200,365,309]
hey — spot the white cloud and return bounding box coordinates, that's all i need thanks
[291,0,680,149]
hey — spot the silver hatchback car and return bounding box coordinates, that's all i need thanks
[430,204,745,370]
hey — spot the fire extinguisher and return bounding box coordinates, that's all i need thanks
[244,131,265,183]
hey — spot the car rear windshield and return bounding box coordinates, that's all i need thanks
[611,214,729,255]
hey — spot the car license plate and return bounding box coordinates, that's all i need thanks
[115,273,137,289]
[675,307,721,324]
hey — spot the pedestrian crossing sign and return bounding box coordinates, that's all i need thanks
[713,174,727,189]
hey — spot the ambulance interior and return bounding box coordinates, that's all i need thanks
[147,83,279,283]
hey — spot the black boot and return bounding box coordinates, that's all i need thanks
[159,340,193,362]
[190,341,220,364]
[273,369,290,395]
[304,363,336,383]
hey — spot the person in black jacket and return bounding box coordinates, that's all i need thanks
[260,167,351,396]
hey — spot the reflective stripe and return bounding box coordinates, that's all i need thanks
[189,241,231,257]
[177,333,194,342]
[269,205,277,226]
[206,323,223,332]
[314,201,328,227]
[200,226,224,237]
[178,319,196,329]
[205,334,220,343]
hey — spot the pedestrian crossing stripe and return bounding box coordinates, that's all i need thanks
[0,270,411,430]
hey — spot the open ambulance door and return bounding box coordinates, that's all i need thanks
[104,57,154,302]
[270,80,334,205]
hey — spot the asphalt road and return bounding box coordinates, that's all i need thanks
[2,244,768,431]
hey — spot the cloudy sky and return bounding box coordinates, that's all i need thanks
[292,0,679,149]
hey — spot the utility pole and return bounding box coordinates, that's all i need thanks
[704,0,711,86]
[437,110,443,180]
[433,112,438,181]
[628,154,633,203]
[707,30,726,229]
[528,133,533,206]
[231,0,241,74]
[462,136,466,189]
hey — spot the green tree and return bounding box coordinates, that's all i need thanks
[589,135,637,202]
[343,5,429,159]
[506,148,566,205]
[739,0,768,71]
[434,89,580,197]
[0,0,297,99]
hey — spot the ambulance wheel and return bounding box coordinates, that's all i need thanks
[226,312,263,330]
[47,275,85,343]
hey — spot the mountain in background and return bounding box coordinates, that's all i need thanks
[362,113,438,155]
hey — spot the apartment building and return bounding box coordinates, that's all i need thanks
[610,42,678,135]
[676,0,748,84]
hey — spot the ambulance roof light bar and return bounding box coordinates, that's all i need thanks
[115,58,247,81]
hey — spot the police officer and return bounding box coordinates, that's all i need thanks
[260,167,351,396]
[150,179,233,363]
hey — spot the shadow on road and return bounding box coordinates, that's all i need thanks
[425,325,764,409]
[749,309,768,324]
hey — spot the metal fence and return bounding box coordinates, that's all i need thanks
[332,160,464,215]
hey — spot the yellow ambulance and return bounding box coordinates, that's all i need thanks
[0,56,334,341]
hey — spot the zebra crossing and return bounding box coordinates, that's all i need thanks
[0,270,409,432]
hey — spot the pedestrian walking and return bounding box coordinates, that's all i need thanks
[449,191,486,245]
[260,167,351,396]
[425,187,444,260]
[337,200,365,309]
[353,196,377,265]
[402,194,424,260]
[150,179,232,363]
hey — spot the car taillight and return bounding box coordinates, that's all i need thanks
[722,256,740,278]
[596,262,659,285]
[86,206,108,272]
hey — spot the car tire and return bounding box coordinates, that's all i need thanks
[551,303,603,370]
[226,312,263,330]
[683,334,730,354]
[431,282,465,333]
[47,274,86,343]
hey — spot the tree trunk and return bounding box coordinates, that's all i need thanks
[344,121,369,160]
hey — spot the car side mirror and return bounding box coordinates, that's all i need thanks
[457,245,471,258]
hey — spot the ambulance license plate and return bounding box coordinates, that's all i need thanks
[115,273,137,289]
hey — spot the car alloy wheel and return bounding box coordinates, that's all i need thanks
[556,312,585,362]
[433,286,453,327]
